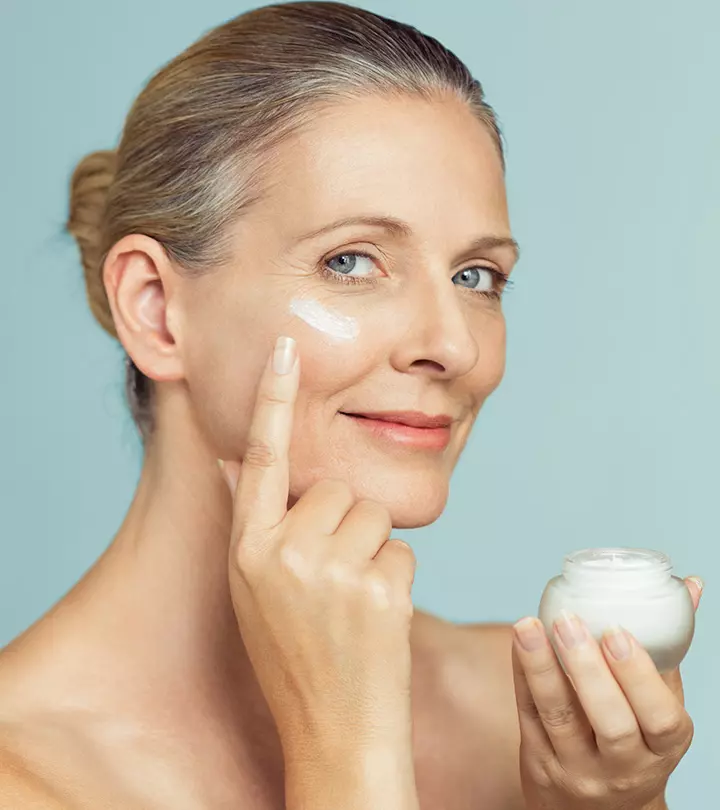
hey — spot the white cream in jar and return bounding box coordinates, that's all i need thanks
[538,547,694,672]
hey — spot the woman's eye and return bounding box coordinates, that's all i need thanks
[452,266,501,293]
[325,252,376,278]
[322,254,508,295]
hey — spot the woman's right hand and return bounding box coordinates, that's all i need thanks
[218,336,419,809]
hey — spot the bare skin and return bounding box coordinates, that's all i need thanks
[0,608,522,809]
[0,93,700,808]
[0,93,523,808]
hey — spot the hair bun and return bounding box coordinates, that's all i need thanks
[67,149,118,336]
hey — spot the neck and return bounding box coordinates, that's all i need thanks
[11,394,435,771]
[15,395,280,761]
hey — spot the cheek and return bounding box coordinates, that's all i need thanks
[181,287,373,456]
[180,286,291,452]
[472,310,506,396]
[486,317,507,391]
[184,332,273,455]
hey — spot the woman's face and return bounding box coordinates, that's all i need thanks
[177,93,517,528]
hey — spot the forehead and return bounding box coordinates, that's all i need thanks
[255,94,510,242]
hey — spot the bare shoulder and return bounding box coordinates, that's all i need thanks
[442,620,518,736]
[412,613,525,810]
[0,645,69,807]
[0,741,68,809]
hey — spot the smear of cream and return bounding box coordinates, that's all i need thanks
[289,297,359,342]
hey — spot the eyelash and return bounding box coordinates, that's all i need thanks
[318,251,513,299]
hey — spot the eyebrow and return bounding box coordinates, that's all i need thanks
[292,214,520,263]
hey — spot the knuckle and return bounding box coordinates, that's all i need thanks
[260,389,291,407]
[675,721,695,757]
[365,571,393,605]
[323,558,354,587]
[539,701,577,730]
[527,655,559,679]
[608,773,644,795]
[399,596,415,619]
[646,711,686,740]
[388,540,418,578]
[520,695,542,722]
[242,438,277,468]
[527,763,554,790]
[520,748,554,788]
[364,570,406,610]
[232,542,261,580]
[278,543,314,580]
[389,538,415,559]
[364,570,414,616]
[573,777,606,801]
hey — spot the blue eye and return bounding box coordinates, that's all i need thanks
[325,252,375,277]
[321,252,510,296]
[453,266,496,292]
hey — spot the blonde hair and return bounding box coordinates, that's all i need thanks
[66,1,505,443]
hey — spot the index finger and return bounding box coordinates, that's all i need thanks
[233,335,299,539]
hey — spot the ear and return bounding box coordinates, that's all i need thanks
[102,234,184,383]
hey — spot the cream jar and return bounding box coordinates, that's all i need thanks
[538,547,694,672]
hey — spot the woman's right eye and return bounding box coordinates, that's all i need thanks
[324,252,377,278]
[319,251,380,286]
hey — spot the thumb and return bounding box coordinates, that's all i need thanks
[684,576,704,612]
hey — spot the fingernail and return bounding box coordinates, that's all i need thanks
[513,617,546,652]
[554,611,587,649]
[217,459,239,494]
[603,625,633,661]
[688,576,704,596]
[273,336,296,375]
[217,458,230,491]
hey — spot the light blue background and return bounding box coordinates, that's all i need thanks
[1,0,717,802]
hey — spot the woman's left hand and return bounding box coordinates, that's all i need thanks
[512,576,703,810]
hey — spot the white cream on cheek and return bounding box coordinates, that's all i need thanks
[289,297,359,342]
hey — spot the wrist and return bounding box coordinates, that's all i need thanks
[642,796,668,810]
[284,740,419,810]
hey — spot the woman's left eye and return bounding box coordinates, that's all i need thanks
[452,266,504,294]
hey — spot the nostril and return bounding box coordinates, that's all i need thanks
[408,359,446,374]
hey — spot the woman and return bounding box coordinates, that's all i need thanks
[0,3,702,808]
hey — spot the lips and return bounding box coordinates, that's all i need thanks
[340,411,454,428]
[340,410,454,451]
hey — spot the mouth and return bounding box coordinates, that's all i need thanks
[338,410,454,451]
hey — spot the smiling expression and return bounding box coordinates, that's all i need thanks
[176,93,518,528]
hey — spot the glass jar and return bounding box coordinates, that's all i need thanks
[538,547,694,672]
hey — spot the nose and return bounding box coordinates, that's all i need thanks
[388,277,481,380]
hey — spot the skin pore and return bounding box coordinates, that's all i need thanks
[0,93,523,808]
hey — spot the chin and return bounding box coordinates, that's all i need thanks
[386,497,447,529]
[371,474,449,528]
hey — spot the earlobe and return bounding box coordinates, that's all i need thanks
[103,234,185,383]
